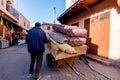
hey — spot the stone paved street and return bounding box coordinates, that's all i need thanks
[0,45,120,80]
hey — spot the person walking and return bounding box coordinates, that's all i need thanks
[26,22,48,80]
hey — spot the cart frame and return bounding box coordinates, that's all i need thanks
[46,41,88,67]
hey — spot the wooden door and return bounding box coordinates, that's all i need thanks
[86,11,110,58]
[89,15,99,55]
[97,12,110,58]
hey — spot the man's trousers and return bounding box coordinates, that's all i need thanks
[29,52,43,78]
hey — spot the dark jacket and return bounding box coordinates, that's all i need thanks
[26,27,48,54]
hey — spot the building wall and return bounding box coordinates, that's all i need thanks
[29,22,35,29]
[109,8,120,61]
[65,0,120,60]
[42,24,53,32]
[0,0,18,22]
[0,0,30,30]
[0,0,30,44]
[66,0,78,9]
[0,0,6,10]
[66,0,117,26]
[18,13,30,30]
[8,0,14,4]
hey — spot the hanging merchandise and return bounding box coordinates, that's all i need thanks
[10,23,13,29]
[0,17,3,25]
[5,20,9,28]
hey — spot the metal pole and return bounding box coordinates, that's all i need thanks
[53,7,56,24]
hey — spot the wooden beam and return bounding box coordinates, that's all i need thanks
[67,12,73,17]
[80,1,92,12]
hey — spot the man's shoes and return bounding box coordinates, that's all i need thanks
[27,74,33,78]
[36,76,41,80]
[35,75,41,80]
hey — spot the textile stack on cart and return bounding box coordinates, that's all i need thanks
[52,24,87,47]
[47,31,77,54]
[46,24,88,68]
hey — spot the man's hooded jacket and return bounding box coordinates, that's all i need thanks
[26,27,48,53]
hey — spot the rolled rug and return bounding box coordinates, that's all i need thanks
[68,37,86,47]
[68,28,87,37]
[53,24,87,37]
[54,31,86,47]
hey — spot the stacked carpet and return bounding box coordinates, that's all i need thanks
[54,31,86,46]
[46,24,87,60]
[53,24,87,37]
[52,24,87,47]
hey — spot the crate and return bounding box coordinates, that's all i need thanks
[0,40,9,49]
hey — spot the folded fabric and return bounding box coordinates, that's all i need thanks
[53,24,87,37]
[49,38,77,54]
[68,38,86,47]
[54,31,86,47]
[48,31,68,44]
[69,28,87,37]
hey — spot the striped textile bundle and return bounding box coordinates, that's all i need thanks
[53,24,87,37]
[68,38,86,47]
[54,31,86,47]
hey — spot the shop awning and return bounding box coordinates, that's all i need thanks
[0,16,27,31]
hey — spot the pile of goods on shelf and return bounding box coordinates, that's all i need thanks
[0,37,9,49]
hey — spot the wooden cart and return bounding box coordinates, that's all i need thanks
[46,39,88,67]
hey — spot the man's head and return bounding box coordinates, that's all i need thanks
[35,22,41,27]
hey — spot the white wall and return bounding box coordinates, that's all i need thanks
[109,8,120,61]
[66,0,78,9]
[66,0,72,9]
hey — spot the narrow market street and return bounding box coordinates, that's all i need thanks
[0,45,120,80]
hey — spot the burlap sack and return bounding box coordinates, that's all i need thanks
[49,38,77,54]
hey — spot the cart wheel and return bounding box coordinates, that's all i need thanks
[46,53,52,67]
[46,53,56,68]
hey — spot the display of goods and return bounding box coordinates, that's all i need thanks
[0,39,9,48]
[6,4,19,20]
[48,31,68,44]
[54,31,86,47]
[53,24,87,37]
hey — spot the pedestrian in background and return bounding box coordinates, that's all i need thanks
[26,22,48,80]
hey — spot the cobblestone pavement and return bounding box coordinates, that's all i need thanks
[0,45,120,80]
